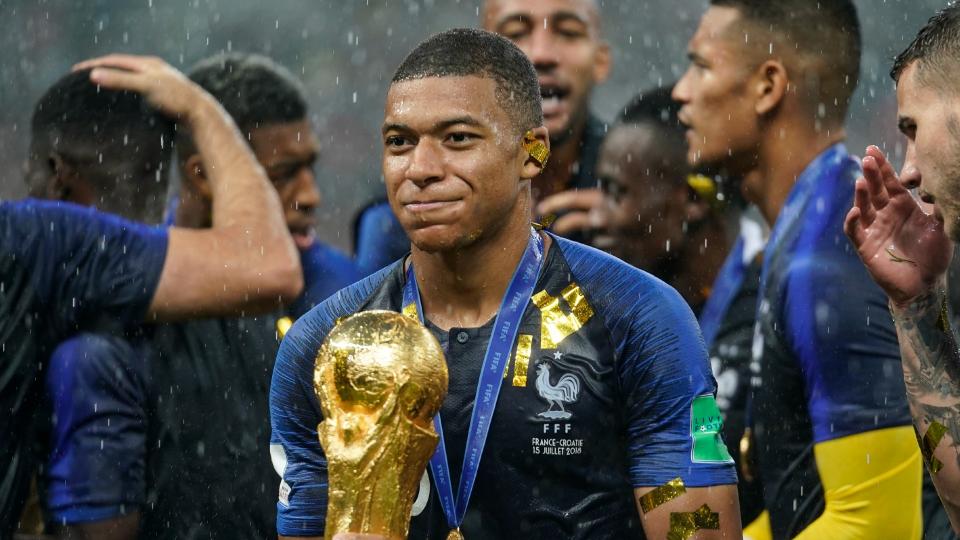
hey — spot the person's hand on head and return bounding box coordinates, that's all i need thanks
[844,145,954,308]
[73,54,208,120]
[536,187,604,236]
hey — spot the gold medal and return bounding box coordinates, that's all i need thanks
[447,528,464,540]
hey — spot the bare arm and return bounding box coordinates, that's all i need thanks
[892,285,960,530]
[844,146,960,531]
[634,484,740,539]
[74,55,302,320]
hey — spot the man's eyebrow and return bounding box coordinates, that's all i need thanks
[382,122,409,135]
[495,13,531,32]
[552,11,589,26]
[382,117,483,135]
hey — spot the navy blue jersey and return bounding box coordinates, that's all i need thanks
[288,241,361,319]
[750,145,912,537]
[353,200,409,277]
[0,199,166,534]
[271,235,736,539]
[44,332,151,524]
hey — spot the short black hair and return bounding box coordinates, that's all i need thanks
[613,85,688,183]
[29,68,175,222]
[177,53,308,160]
[391,28,542,133]
[711,0,862,124]
[891,4,960,89]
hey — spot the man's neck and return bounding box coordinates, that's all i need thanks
[410,197,539,331]
[749,121,846,225]
[670,220,730,309]
[533,116,589,202]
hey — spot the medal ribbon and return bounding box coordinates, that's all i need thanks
[402,229,544,531]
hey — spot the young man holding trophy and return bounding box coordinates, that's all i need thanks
[270,29,740,539]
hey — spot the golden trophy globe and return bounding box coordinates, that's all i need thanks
[314,310,449,540]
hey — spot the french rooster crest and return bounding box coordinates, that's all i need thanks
[535,362,581,420]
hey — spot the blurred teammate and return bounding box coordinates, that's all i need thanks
[673,1,921,537]
[354,0,610,274]
[1,54,301,539]
[593,86,729,314]
[272,28,739,540]
[41,53,357,539]
[845,5,960,534]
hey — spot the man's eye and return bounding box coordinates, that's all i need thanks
[386,135,409,147]
[447,132,475,144]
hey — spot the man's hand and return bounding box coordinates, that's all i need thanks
[73,54,211,122]
[536,188,604,236]
[843,145,953,308]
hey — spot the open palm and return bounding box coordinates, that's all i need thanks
[844,146,953,307]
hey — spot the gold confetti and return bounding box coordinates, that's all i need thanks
[512,334,533,387]
[521,130,550,168]
[667,504,720,540]
[639,477,686,514]
[276,316,293,339]
[918,421,948,474]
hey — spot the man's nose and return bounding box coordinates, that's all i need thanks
[900,145,921,190]
[406,141,444,186]
[294,167,322,210]
[526,27,559,72]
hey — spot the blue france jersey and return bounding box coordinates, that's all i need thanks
[750,145,912,537]
[288,241,361,319]
[270,235,736,539]
[0,199,167,531]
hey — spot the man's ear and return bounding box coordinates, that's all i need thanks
[182,153,212,201]
[520,126,550,181]
[754,59,789,116]
[47,153,78,201]
[593,41,612,84]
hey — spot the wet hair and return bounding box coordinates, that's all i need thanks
[710,0,862,125]
[177,52,308,160]
[891,4,960,90]
[29,68,175,222]
[614,85,688,182]
[391,28,542,133]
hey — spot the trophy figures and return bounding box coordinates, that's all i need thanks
[314,310,449,540]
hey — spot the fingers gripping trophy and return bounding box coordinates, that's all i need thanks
[314,311,449,540]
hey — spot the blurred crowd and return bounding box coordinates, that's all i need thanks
[4,0,960,539]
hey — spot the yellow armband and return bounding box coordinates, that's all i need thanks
[794,425,921,540]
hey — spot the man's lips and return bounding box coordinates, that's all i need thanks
[402,199,463,214]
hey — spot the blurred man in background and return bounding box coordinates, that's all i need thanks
[845,5,960,536]
[353,0,610,274]
[593,85,729,314]
[41,53,356,540]
[3,54,302,539]
[673,0,922,537]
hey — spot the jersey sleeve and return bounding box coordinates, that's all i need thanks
[558,238,737,488]
[782,251,911,443]
[270,266,395,537]
[1,200,168,333]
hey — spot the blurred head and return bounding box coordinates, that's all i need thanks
[891,5,960,242]
[177,53,320,248]
[383,28,547,253]
[26,69,175,223]
[482,0,610,145]
[595,86,703,271]
[672,0,861,176]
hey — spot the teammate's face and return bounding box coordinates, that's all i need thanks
[594,125,687,270]
[896,62,960,242]
[484,0,610,144]
[673,7,760,173]
[248,119,321,250]
[382,76,530,253]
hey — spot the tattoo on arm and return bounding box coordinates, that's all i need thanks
[894,286,960,470]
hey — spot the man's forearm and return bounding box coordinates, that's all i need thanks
[893,284,960,531]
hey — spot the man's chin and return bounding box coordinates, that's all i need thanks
[407,225,480,254]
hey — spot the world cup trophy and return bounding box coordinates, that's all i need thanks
[314,310,449,540]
